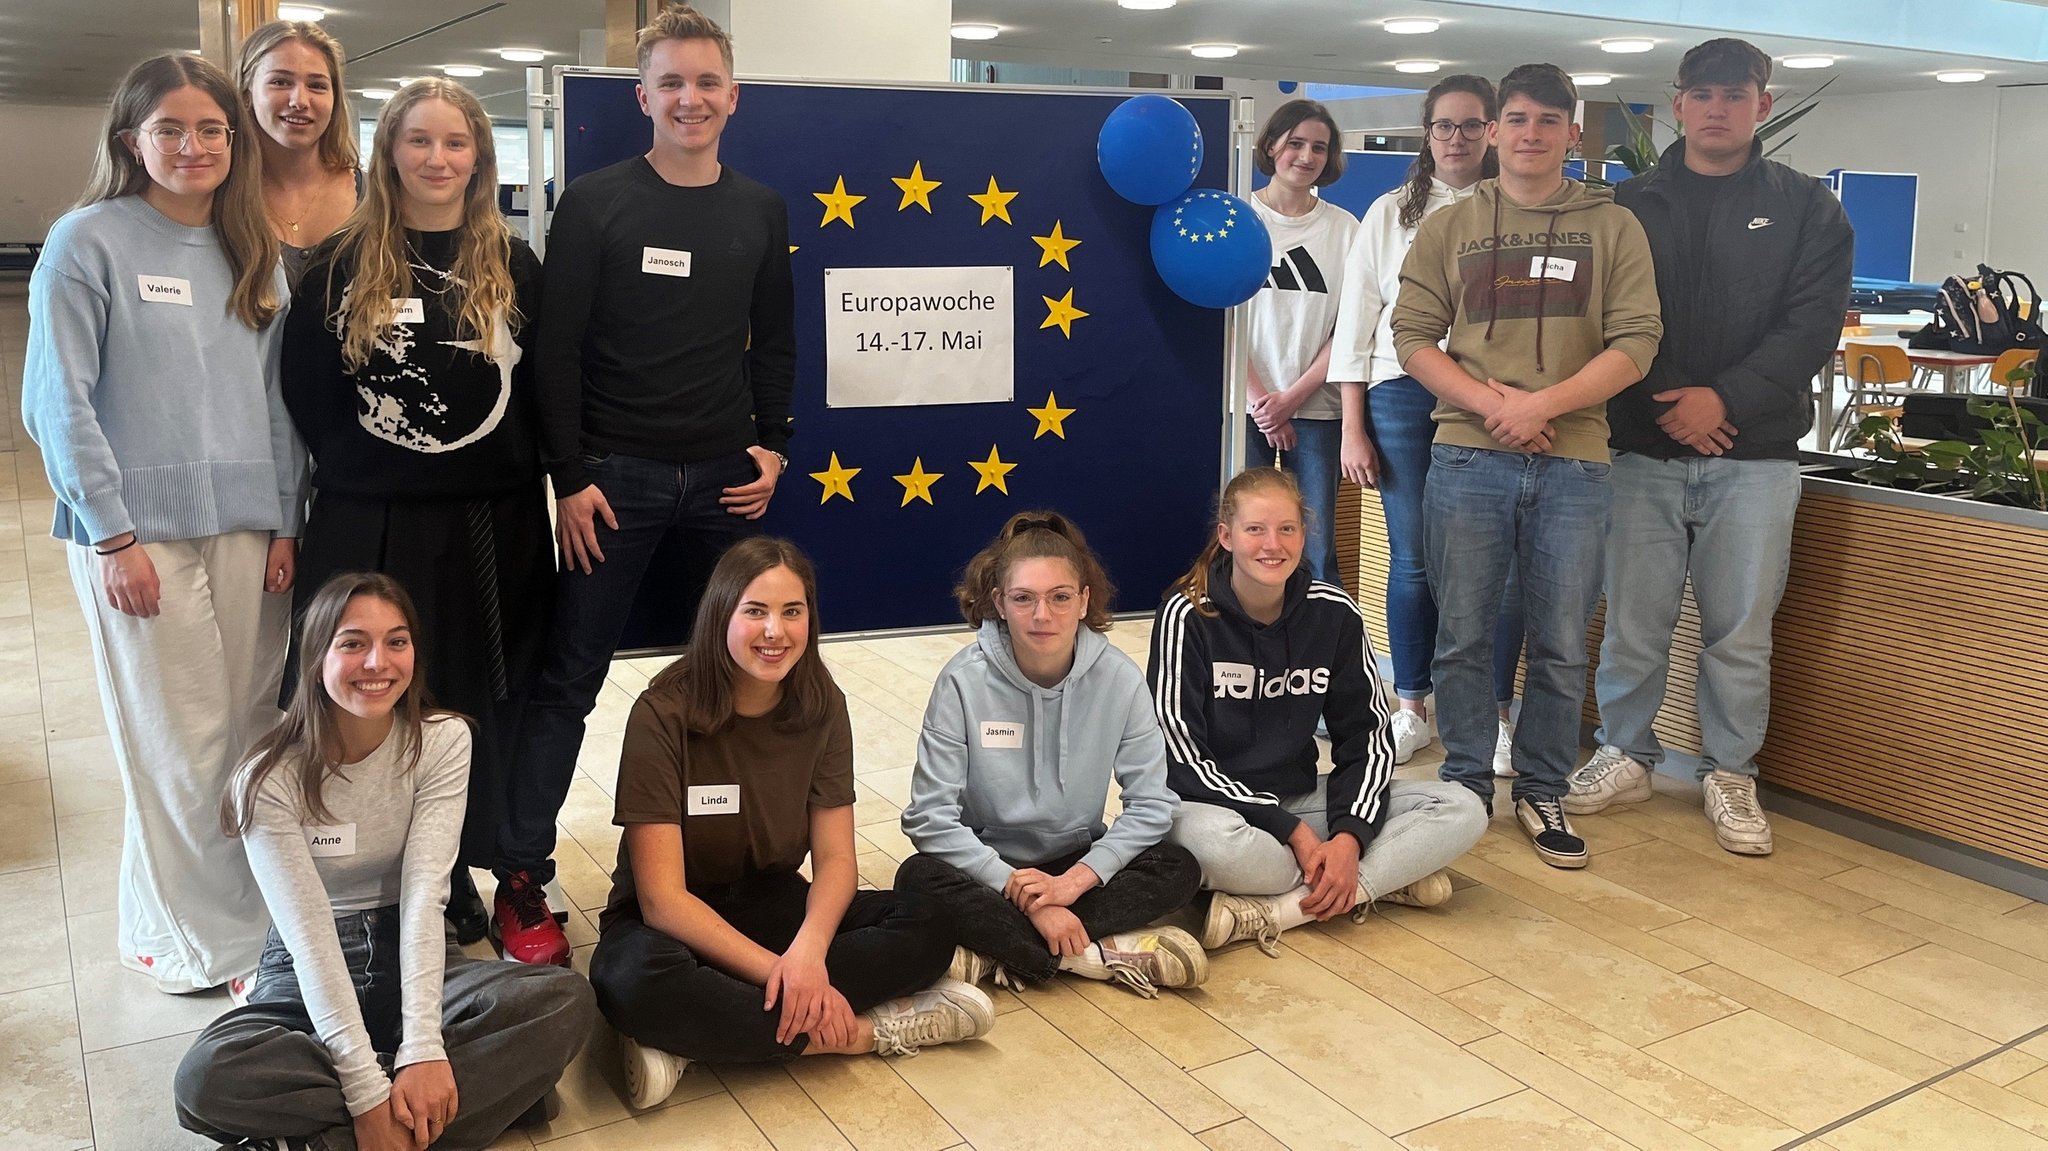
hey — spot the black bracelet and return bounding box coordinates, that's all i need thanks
[94,537,138,556]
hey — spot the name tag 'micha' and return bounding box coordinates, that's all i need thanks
[138,274,193,305]
[642,247,692,277]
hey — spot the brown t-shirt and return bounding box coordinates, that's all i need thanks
[600,669,856,932]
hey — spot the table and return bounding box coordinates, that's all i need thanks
[1819,337,2000,447]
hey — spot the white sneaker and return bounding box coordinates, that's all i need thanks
[1493,720,1517,777]
[1377,868,1454,908]
[619,1033,686,1109]
[1389,709,1432,765]
[1564,744,1653,815]
[870,978,996,1056]
[1064,927,1209,997]
[945,945,1021,991]
[1201,891,1284,955]
[1703,770,1774,855]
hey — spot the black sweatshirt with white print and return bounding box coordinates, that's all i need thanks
[1147,554,1397,850]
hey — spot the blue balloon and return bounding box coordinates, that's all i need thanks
[1149,190,1271,309]
[1097,94,1203,206]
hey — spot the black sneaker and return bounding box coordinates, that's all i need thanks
[446,866,489,945]
[1515,797,1588,869]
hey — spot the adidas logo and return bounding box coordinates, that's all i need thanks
[1265,245,1328,293]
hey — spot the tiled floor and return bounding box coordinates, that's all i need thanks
[7,276,2048,1149]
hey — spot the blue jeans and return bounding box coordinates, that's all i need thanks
[1424,445,1612,802]
[1245,415,1341,585]
[1594,454,1801,779]
[498,449,761,883]
[1366,377,1524,703]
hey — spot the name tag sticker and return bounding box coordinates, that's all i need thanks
[137,274,193,306]
[642,246,693,277]
[305,823,356,857]
[1531,256,1578,282]
[687,784,741,815]
[979,721,1024,749]
[392,297,425,324]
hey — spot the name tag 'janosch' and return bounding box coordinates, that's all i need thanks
[137,274,193,306]
[642,247,692,277]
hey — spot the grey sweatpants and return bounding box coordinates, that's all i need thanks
[175,944,595,1151]
[1169,778,1487,899]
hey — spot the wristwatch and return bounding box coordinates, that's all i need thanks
[770,448,789,473]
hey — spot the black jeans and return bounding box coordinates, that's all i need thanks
[893,844,1202,983]
[588,871,954,1063]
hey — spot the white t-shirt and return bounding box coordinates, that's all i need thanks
[1245,194,1358,421]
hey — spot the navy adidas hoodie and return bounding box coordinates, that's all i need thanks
[1147,555,1397,849]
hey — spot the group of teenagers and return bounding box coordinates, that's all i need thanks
[17,0,1851,1144]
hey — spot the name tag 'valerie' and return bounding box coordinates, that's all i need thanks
[137,274,193,306]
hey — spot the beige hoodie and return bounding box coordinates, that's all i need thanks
[1390,177,1662,463]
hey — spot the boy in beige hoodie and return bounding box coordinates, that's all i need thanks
[1390,63,1661,870]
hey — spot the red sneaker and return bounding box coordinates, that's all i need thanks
[493,870,570,967]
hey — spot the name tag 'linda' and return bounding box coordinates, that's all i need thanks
[687,784,740,815]
[642,247,692,277]
[137,274,193,306]
[392,297,425,324]
[980,721,1024,749]
[1530,256,1578,282]
[305,823,356,857]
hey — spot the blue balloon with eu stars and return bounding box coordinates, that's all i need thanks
[1096,93,1203,205]
[1149,189,1271,309]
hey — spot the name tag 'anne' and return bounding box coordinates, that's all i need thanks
[305,823,357,858]
[687,784,740,815]
[392,297,425,324]
[642,247,692,277]
[980,721,1024,749]
[137,274,193,306]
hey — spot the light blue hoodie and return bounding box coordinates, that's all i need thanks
[902,619,1179,892]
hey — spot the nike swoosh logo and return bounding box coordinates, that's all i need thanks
[1748,218,1773,230]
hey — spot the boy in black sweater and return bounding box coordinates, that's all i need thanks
[494,4,797,964]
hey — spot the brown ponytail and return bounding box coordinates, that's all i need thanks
[956,511,1116,633]
[1168,467,1307,618]
[1396,74,1501,230]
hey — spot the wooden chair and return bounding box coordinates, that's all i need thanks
[1835,342,1926,448]
[1983,347,2039,394]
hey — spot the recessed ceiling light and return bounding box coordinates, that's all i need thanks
[1190,43,1239,59]
[1118,0,1175,8]
[1394,59,1441,74]
[1382,18,1440,35]
[1600,37,1655,54]
[1782,55,1836,69]
[443,64,484,77]
[277,4,325,21]
[1572,73,1614,86]
[499,48,546,63]
[951,23,999,40]
[359,88,395,100]
[1937,70,1986,83]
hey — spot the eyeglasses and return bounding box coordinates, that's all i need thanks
[1427,118,1491,141]
[127,124,233,155]
[998,588,1081,613]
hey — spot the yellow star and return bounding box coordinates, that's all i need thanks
[1031,220,1082,270]
[809,452,860,504]
[1040,288,1089,339]
[968,445,1018,495]
[1026,391,1077,440]
[894,457,943,506]
[891,161,942,213]
[812,176,865,229]
[789,245,799,254]
[968,176,1019,225]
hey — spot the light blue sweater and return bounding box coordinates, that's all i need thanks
[24,196,304,547]
[902,620,1179,891]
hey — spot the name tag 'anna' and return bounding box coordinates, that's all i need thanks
[687,784,741,815]
[642,247,693,277]
[305,823,356,857]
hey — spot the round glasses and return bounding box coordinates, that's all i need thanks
[128,124,234,155]
[1427,118,1491,141]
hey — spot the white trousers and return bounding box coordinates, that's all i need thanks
[66,531,290,992]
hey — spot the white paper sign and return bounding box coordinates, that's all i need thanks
[138,274,193,306]
[823,265,1014,408]
[1530,256,1578,282]
[979,721,1024,749]
[687,784,741,815]
[392,297,425,324]
[642,246,692,277]
[305,823,356,857]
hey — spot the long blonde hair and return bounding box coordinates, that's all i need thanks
[324,79,518,371]
[235,19,361,174]
[1169,467,1307,617]
[78,54,279,329]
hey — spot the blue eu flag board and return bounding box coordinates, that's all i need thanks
[558,76,1233,641]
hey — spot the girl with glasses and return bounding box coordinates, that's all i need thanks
[1149,467,1487,956]
[174,572,594,1151]
[23,53,304,996]
[236,20,362,291]
[279,79,551,952]
[896,512,1207,998]
[1329,75,1527,773]
[1243,98,1357,587]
